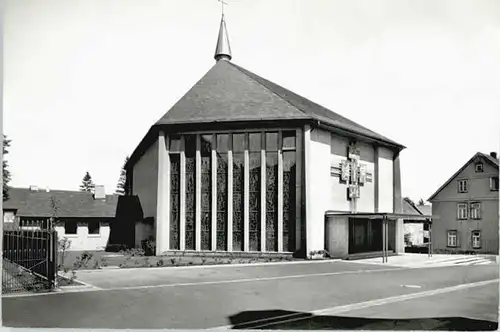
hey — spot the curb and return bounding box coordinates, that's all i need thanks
[74,258,343,273]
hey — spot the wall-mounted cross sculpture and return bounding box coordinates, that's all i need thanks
[331,142,373,212]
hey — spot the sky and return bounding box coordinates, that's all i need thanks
[4,0,500,202]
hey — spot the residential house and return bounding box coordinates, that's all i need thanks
[3,186,118,251]
[125,13,409,259]
[428,152,499,254]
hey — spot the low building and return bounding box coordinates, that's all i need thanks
[3,186,118,251]
[428,152,499,254]
[402,198,432,246]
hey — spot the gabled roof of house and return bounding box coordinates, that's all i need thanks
[3,187,118,218]
[416,204,432,216]
[126,60,405,170]
[402,198,432,218]
[427,152,499,202]
[402,198,422,215]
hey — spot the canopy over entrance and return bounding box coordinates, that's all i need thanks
[325,211,432,221]
[325,211,434,262]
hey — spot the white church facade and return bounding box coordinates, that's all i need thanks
[125,14,415,259]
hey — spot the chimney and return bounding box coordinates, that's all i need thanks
[29,185,39,192]
[93,185,106,200]
[490,152,498,159]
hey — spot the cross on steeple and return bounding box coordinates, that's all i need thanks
[214,0,232,61]
[219,0,228,15]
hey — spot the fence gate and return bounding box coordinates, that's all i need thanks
[2,218,58,294]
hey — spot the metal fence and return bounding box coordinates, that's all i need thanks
[2,219,58,294]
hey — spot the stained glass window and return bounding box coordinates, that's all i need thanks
[170,154,180,250]
[232,133,245,251]
[283,150,296,252]
[216,134,229,251]
[167,130,299,254]
[184,135,196,250]
[200,135,212,250]
[266,133,278,252]
[249,133,261,251]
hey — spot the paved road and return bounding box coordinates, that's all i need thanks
[2,260,498,329]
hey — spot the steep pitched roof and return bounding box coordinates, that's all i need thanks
[402,198,421,215]
[3,187,118,218]
[416,204,432,216]
[155,61,310,125]
[155,61,403,148]
[127,61,405,170]
[402,198,432,218]
[427,152,499,202]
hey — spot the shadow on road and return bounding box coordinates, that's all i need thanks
[228,310,498,330]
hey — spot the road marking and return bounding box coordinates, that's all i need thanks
[3,267,405,298]
[208,278,499,330]
[401,284,422,288]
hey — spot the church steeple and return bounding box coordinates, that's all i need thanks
[214,13,232,62]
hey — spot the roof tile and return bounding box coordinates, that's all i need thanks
[3,187,118,218]
[155,61,403,148]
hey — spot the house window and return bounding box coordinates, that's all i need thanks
[65,220,78,234]
[475,163,483,172]
[88,221,100,235]
[457,180,468,193]
[471,231,481,249]
[457,203,468,220]
[469,202,481,220]
[491,177,499,191]
[3,211,15,224]
[447,230,457,247]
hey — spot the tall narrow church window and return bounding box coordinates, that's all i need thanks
[216,134,229,251]
[169,135,181,250]
[265,132,279,251]
[232,133,245,251]
[249,133,262,251]
[184,135,196,250]
[200,135,212,250]
[282,131,296,252]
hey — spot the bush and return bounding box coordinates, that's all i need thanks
[73,251,94,269]
[106,244,128,252]
[309,250,331,258]
[120,248,145,257]
[58,237,71,271]
[141,237,156,256]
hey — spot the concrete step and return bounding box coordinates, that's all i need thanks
[345,251,397,261]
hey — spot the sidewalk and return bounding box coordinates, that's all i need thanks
[348,253,498,268]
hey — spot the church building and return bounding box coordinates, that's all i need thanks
[125,14,413,259]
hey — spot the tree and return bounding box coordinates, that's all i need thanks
[418,198,425,205]
[403,197,415,207]
[3,135,11,201]
[115,156,129,195]
[79,171,95,192]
